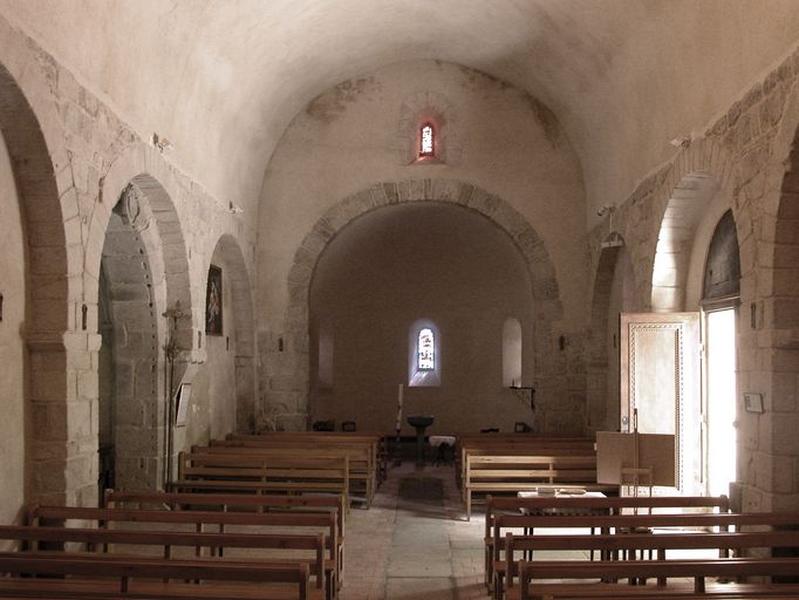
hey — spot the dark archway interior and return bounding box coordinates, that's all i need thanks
[309,202,535,433]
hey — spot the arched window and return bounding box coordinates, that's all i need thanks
[417,327,435,370]
[409,320,440,387]
[419,123,435,158]
[502,318,522,387]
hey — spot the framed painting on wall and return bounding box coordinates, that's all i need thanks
[205,264,223,335]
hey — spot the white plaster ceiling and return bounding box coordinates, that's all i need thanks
[2,0,798,219]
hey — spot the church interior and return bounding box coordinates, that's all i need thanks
[2,1,799,598]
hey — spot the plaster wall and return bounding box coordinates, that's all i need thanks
[309,203,537,434]
[0,131,25,523]
[3,1,798,228]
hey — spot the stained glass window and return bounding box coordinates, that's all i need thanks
[417,327,435,370]
[420,123,434,157]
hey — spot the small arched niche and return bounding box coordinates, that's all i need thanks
[502,318,523,387]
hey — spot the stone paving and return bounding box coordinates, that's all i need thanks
[340,462,488,599]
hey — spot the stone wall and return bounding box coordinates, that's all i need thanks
[0,14,257,508]
[0,129,26,524]
[587,45,799,510]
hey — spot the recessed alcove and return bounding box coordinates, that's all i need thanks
[309,202,534,433]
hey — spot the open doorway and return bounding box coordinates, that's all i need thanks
[700,209,741,497]
[704,307,737,497]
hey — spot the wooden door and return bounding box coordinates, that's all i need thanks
[620,312,701,492]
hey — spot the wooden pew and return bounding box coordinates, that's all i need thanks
[464,454,617,519]
[501,530,799,600]
[216,435,381,506]
[0,524,330,598]
[457,436,599,498]
[172,451,350,507]
[104,488,346,540]
[492,511,799,600]
[0,551,314,599]
[515,557,799,600]
[104,489,346,584]
[26,504,341,594]
[483,494,731,590]
[202,444,370,507]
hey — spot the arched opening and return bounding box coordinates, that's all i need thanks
[409,320,441,387]
[0,128,27,522]
[308,202,534,433]
[0,62,71,508]
[277,179,564,433]
[587,239,634,432]
[502,318,523,388]
[98,183,167,491]
[651,173,720,312]
[188,235,255,441]
[96,175,194,490]
[701,210,741,497]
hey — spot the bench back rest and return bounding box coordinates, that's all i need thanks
[26,505,338,558]
[0,551,310,599]
[103,489,345,538]
[485,494,730,545]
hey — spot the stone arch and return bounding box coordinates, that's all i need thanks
[0,60,79,505]
[272,178,563,429]
[586,235,634,432]
[651,172,723,312]
[93,149,195,351]
[98,182,167,490]
[207,234,256,432]
[92,163,194,489]
[637,138,734,312]
[767,83,799,335]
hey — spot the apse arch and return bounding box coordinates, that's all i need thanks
[281,178,563,428]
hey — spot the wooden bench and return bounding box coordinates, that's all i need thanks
[104,488,346,539]
[0,551,315,599]
[484,495,731,590]
[26,504,341,594]
[172,452,349,507]
[464,454,617,519]
[203,444,372,507]
[104,488,346,583]
[0,523,331,598]
[457,436,597,490]
[514,557,799,600]
[501,530,799,600]
[216,435,381,507]
[492,511,799,600]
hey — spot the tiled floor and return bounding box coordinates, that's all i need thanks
[340,462,487,599]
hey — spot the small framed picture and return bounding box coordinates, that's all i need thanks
[175,383,191,427]
[205,265,223,336]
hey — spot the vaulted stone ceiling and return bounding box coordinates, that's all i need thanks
[2,0,798,221]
